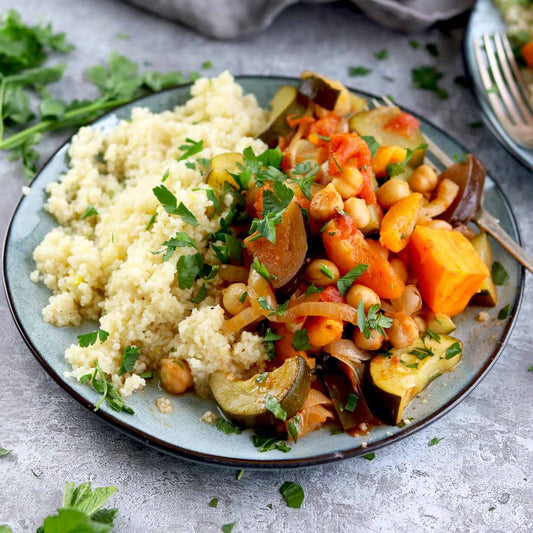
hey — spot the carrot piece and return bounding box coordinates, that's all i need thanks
[371,145,408,178]
[522,40,533,68]
[305,316,344,347]
[322,215,405,299]
[408,225,489,316]
[380,192,423,252]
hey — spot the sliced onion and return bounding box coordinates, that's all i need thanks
[324,339,372,363]
[247,268,277,315]
[224,306,263,335]
[218,265,248,283]
[271,301,359,325]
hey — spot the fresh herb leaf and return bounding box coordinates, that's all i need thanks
[292,329,312,351]
[422,328,440,343]
[409,346,434,360]
[221,522,235,533]
[191,285,208,304]
[81,204,98,219]
[320,264,335,280]
[256,372,269,384]
[498,303,511,320]
[348,66,371,77]
[287,415,301,442]
[402,360,419,369]
[361,136,379,158]
[290,160,319,200]
[344,393,359,412]
[252,257,271,281]
[208,498,219,508]
[412,66,448,99]
[117,345,141,375]
[145,211,157,230]
[265,395,287,421]
[375,49,388,60]
[154,231,198,261]
[492,261,508,285]
[361,452,375,460]
[238,291,248,304]
[445,342,462,359]
[176,253,203,289]
[337,264,368,296]
[305,284,324,295]
[470,121,483,129]
[236,469,244,480]
[161,169,170,182]
[386,142,428,177]
[215,418,242,435]
[153,185,197,225]
[332,155,343,173]
[428,437,442,446]
[357,302,393,338]
[252,434,291,453]
[425,43,439,57]
[185,161,196,170]
[0,447,10,457]
[138,371,153,379]
[178,138,203,161]
[280,482,304,508]
[77,329,109,348]
[263,328,282,361]
[410,40,420,49]
[201,60,213,69]
[258,297,275,312]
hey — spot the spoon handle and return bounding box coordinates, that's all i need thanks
[475,208,533,274]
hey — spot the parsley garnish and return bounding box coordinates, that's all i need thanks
[263,328,282,361]
[386,143,428,177]
[361,135,379,158]
[410,40,420,49]
[421,328,440,343]
[258,297,275,312]
[470,121,483,129]
[337,264,368,296]
[332,155,343,173]
[138,371,153,379]
[81,204,98,219]
[0,447,10,457]
[348,66,371,77]
[305,284,324,295]
[201,60,213,69]
[290,161,319,200]
[154,232,198,261]
[279,482,304,508]
[256,372,269,384]
[357,301,393,338]
[177,138,203,161]
[222,523,235,533]
[152,185,199,226]
[176,253,203,289]
[492,261,508,285]
[161,169,170,182]
[428,437,442,446]
[77,329,109,348]
[211,233,243,265]
[215,418,242,435]
[287,415,301,442]
[409,344,434,360]
[185,161,196,170]
[252,434,291,453]
[401,360,419,369]
[252,257,271,280]
[191,285,208,304]
[292,329,312,351]
[344,393,359,412]
[265,395,287,421]
[238,291,248,304]
[425,43,439,57]
[117,345,141,375]
[236,469,244,480]
[208,498,218,508]
[445,342,462,359]
[375,49,388,60]
[320,264,335,280]
[412,66,448,99]
[361,452,375,460]
[498,303,511,320]
[145,211,157,230]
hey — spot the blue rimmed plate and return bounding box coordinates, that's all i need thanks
[465,0,533,171]
[3,76,524,468]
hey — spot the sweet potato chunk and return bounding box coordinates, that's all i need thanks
[408,225,489,316]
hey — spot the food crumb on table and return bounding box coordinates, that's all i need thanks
[156,397,173,414]
[477,311,490,322]
[201,411,218,424]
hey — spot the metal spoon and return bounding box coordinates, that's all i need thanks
[439,154,533,274]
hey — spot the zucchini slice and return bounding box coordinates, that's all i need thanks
[258,85,305,146]
[469,232,498,307]
[209,356,312,429]
[349,106,426,168]
[365,335,462,425]
[299,71,342,110]
[206,152,243,190]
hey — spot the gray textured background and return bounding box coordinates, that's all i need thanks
[0,1,531,532]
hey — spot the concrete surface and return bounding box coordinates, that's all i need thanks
[0,1,531,532]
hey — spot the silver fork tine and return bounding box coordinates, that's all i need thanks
[483,34,524,125]
[493,33,533,122]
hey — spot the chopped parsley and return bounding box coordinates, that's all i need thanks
[161,169,170,182]
[215,418,242,435]
[221,523,235,533]
[421,328,440,343]
[0,447,10,457]
[154,232,198,261]
[357,301,393,338]
[145,211,157,230]
[238,291,248,304]
[236,469,244,480]
[344,393,359,412]
[289,160,319,200]
[138,371,153,379]
[361,135,379,158]
[409,345,434,360]
[201,60,213,69]
[331,155,343,173]
[305,284,324,295]
[258,297,275,312]
[265,395,287,421]
[252,257,271,280]
[77,328,109,348]
[252,434,291,453]
[412,66,448,99]
[386,143,428,177]
[428,437,442,446]
[292,329,312,351]
[445,341,462,359]
[348,66,372,77]
[498,303,511,320]
[492,261,509,285]
[152,185,198,226]
[117,345,141,375]
[337,264,368,296]
[177,138,203,161]
[80,204,98,219]
[185,161,196,170]
[410,40,420,49]
[375,48,388,60]
[263,328,282,360]
[211,233,243,265]
[470,121,483,129]
[287,415,301,442]
[208,498,219,508]
[425,42,439,57]
[176,253,203,289]
[361,452,375,460]
[279,481,304,508]
[256,372,269,384]
[320,264,335,280]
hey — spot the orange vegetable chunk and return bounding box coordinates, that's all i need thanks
[305,316,344,347]
[322,215,405,299]
[380,192,423,253]
[371,145,407,178]
[408,225,489,316]
[522,40,533,68]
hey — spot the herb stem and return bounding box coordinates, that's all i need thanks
[0,78,7,141]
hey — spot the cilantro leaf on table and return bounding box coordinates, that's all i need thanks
[279,481,304,508]
[412,66,448,99]
[348,66,372,77]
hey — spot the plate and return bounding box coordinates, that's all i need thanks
[3,76,524,468]
[465,0,533,171]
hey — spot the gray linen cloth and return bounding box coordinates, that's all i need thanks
[124,0,476,39]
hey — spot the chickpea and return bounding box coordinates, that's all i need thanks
[414,316,427,333]
[332,165,363,199]
[390,258,408,283]
[310,183,344,221]
[353,328,384,351]
[377,179,410,209]
[345,284,380,312]
[304,259,340,287]
[344,197,370,228]
[388,313,419,348]
[409,164,438,193]
[160,358,194,395]
[391,285,422,315]
[222,283,249,315]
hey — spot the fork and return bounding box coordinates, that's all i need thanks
[473,32,533,149]
[371,96,533,274]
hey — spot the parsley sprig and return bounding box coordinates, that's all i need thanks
[386,143,428,177]
[357,301,393,338]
